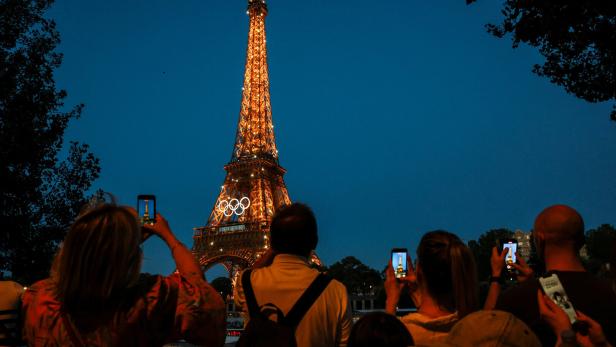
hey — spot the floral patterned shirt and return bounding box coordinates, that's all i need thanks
[22,273,225,347]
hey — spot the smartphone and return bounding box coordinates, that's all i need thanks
[501,239,518,271]
[539,274,577,324]
[391,248,408,279]
[137,195,156,225]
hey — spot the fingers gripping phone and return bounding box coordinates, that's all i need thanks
[539,274,590,334]
[539,274,577,324]
[391,248,408,279]
[501,239,518,272]
[137,195,156,226]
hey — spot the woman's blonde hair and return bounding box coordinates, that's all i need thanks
[417,230,479,318]
[52,203,142,313]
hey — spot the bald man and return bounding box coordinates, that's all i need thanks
[496,205,616,346]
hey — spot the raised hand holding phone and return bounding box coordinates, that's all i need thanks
[141,212,205,281]
[502,239,518,270]
[510,252,534,282]
[391,248,408,279]
[142,213,175,243]
[500,239,518,282]
[491,246,508,277]
[490,246,534,283]
[385,249,417,314]
[137,195,156,225]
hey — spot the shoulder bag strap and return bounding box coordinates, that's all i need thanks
[241,269,260,318]
[283,274,333,328]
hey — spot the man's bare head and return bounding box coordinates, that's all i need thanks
[534,205,585,250]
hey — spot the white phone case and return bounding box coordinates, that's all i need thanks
[538,273,577,324]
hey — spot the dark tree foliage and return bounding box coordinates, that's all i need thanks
[326,256,382,297]
[0,0,100,284]
[467,228,513,281]
[468,0,616,120]
[211,277,232,301]
[586,224,616,265]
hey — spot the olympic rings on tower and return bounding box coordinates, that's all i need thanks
[218,197,251,216]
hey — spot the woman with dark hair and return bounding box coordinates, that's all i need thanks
[22,202,226,346]
[385,230,479,345]
[348,312,414,347]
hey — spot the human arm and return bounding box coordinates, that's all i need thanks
[574,311,613,347]
[485,246,534,310]
[537,290,573,347]
[484,246,507,310]
[538,290,613,347]
[336,291,353,347]
[511,252,534,282]
[144,213,226,346]
[385,256,417,315]
[145,213,204,282]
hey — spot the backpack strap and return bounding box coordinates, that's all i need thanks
[283,274,333,328]
[241,269,260,319]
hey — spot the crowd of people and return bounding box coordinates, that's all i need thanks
[379,205,616,347]
[1,200,615,347]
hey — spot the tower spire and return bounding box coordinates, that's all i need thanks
[232,0,277,162]
[192,0,321,281]
[248,0,267,14]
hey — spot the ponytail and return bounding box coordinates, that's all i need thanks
[417,230,479,318]
[449,241,478,317]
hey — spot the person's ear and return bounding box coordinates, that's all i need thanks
[533,230,545,258]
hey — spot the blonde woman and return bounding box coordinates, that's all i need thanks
[385,230,479,345]
[22,203,225,346]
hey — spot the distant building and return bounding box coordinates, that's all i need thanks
[513,229,532,261]
[512,229,591,261]
[579,244,589,260]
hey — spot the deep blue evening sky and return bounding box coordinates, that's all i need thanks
[49,0,616,278]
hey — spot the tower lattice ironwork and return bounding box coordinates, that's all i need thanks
[193,0,319,282]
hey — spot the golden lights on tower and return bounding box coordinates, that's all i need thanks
[233,0,278,161]
[395,255,405,278]
[192,0,320,276]
[202,0,291,228]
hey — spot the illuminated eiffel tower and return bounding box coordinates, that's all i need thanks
[193,0,320,282]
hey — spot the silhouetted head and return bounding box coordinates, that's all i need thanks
[416,230,479,318]
[270,203,318,258]
[348,312,414,347]
[533,205,585,257]
[52,203,142,313]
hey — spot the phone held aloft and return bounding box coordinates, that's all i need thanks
[501,239,518,271]
[391,248,408,279]
[137,195,156,225]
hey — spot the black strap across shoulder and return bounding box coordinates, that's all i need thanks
[241,269,260,319]
[283,273,332,327]
[241,270,333,327]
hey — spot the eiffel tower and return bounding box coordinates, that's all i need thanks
[193,0,319,282]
